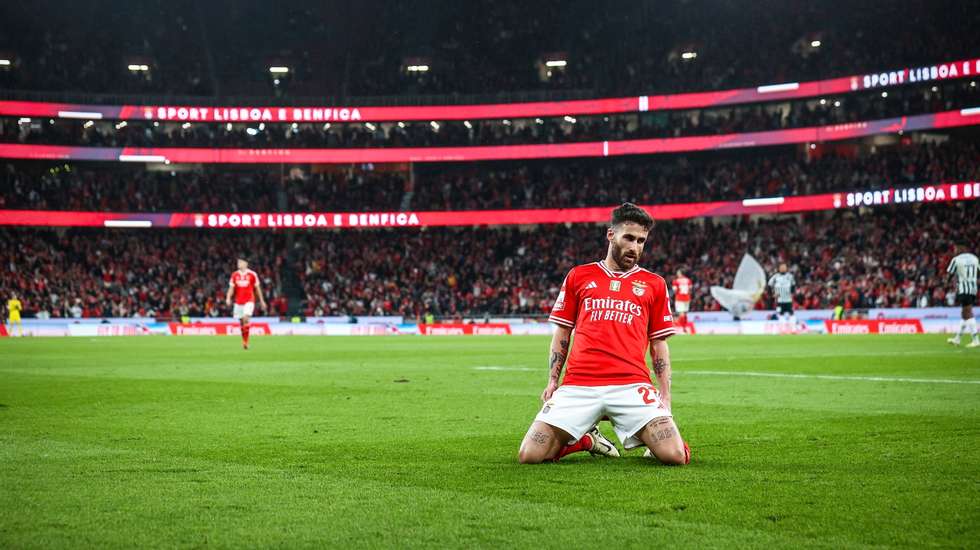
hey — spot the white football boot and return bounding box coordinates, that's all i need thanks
[586,427,620,457]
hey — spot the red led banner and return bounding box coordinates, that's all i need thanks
[1,182,975,229]
[0,109,977,164]
[1,58,976,123]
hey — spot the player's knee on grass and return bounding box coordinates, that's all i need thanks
[518,422,567,464]
[640,417,687,466]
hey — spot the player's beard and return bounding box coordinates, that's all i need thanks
[610,242,639,271]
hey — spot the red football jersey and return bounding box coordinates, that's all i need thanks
[672,276,692,302]
[229,269,259,305]
[549,262,676,386]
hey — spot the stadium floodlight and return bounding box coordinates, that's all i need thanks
[18,117,30,124]
[323,123,331,130]
[365,123,376,131]
[502,119,511,125]
[535,118,544,124]
[681,51,697,60]
[246,128,259,136]
[463,120,472,129]
[564,115,577,124]
[397,121,406,128]
[115,121,127,129]
[931,86,939,92]
[881,91,888,98]
[972,81,977,88]
[833,100,841,107]
[0,59,11,66]
[226,123,233,131]
[819,98,827,105]
[405,64,429,72]
[269,66,290,74]
[291,122,299,130]
[258,123,265,131]
[430,121,440,131]
[181,122,191,129]
[127,64,149,71]
[153,121,159,127]
[810,40,822,48]
[545,60,567,68]
[83,120,94,128]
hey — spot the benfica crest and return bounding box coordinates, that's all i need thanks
[609,280,621,292]
[631,281,647,296]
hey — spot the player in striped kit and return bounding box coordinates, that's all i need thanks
[768,264,796,331]
[946,244,979,348]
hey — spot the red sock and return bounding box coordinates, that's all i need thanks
[242,325,250,345]
[554,434,593,461]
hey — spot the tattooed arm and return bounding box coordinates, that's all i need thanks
[651,337,672,410]
[542,325,572,402]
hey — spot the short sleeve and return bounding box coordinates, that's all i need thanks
[947,258,956,274]
[648,279,676,340]
[229,274,235,287]
[548,268,578,328]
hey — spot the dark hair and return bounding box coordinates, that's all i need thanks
[610,202,653,231]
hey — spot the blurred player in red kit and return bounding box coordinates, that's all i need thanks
[672,269,692,329]
[225,258,266,349]
[518,203,690,466]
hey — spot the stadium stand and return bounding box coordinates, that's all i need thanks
[1,203,974,318]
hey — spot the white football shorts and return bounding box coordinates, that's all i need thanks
[674,300,690,313]
[232,302,255,319]
[534,383,672,449]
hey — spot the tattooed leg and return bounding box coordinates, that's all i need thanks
[518,422,571,464]
[637,416,688,466]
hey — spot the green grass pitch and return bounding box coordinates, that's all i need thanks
[1,335,978,548]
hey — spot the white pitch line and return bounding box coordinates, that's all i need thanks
[471,367,980,385]
[683,371,980,385]
[473,366,537,372]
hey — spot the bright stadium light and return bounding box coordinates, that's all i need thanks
[115,121,127,129]
[810,40,822,48]
[535,118,544,124]
[0,59,11,66]
[322,123,331,130]
[463,120,472,129]
[246,127,259,136]
[430,121,440,131]
[564,115,577,124]
[881,91,888,98]
[127,64,149,71]
[291,122,299,130]
[18,117,30,124]
[681,51,697,60]
[819,99,827,105]
[83,120,94,128]
[258,123,265,131]
[406,64,429,72]
[545,60,567,68]
[226,122,233,131]
[833,100,841,107]
[365,123,376,131]
[502,119,511,125]
[181,122,191,129]
[931,86,939,92]
[269,66,289,74]
[397,121,406,128]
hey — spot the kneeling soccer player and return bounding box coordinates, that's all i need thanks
[518,203,690,465]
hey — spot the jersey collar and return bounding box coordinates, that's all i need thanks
[595,261,641,279]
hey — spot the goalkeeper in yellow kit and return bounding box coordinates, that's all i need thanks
[7,294,23,336]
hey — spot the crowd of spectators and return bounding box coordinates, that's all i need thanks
[2,139,977,212]
[1,1,977,101]
[0,230,287,319]
[1,203,973,320]
[3,81,975,150]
